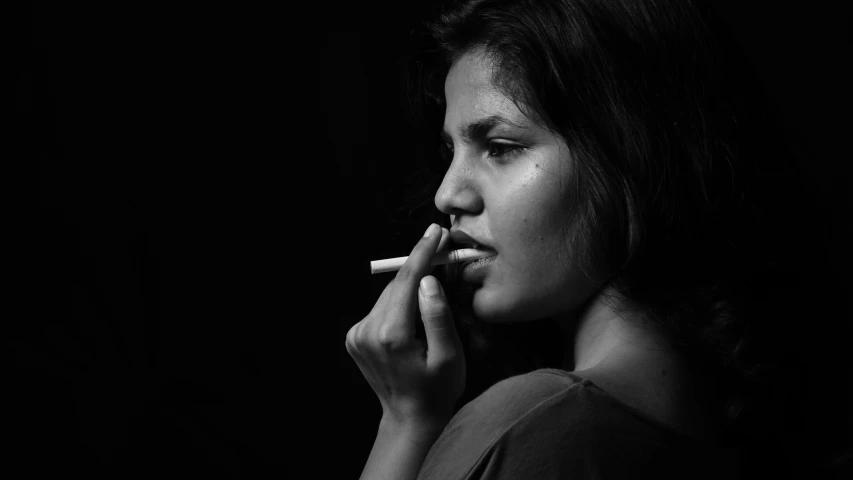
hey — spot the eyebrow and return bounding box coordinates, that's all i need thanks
[441,114,528,145]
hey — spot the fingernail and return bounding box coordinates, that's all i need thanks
[423,223,438,238]
[420,276,439,296]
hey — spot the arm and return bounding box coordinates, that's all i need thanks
[359,415,447,480]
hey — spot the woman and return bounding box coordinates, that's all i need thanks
[346,0,834,478]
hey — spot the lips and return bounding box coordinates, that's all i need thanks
[457,242,495,252]
[449,230,496,252]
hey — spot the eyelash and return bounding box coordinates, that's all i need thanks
[440,141,524,162]
[487,141,523,159]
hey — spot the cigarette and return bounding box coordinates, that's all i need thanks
[370,248,496,274]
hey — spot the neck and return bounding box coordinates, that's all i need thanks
[554,286,725,443]
[555,286,674,372]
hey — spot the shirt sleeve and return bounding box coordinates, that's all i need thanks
[415,369,729,480]
[416,370,590,480]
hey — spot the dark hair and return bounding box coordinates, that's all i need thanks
[399,0,845,477]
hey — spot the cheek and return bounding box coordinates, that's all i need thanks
[484,193,586,319]
[475,147,585,321]
[498,192,572,275]
[474,256,591,323]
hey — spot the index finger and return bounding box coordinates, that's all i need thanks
[388,223,445,313]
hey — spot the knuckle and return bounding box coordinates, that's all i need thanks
[376,325,405,351]
[438,350,462,366]
[345,326,358,352]
[346,321,365,347]
[430,352,463,376]
[420,303,449,318]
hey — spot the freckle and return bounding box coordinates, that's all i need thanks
[535,163,539,168]
[662,369,667,376]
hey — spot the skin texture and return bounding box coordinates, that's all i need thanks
[348,52,718,480]
[436,50,720,442]
[347,224,463,426]
[347,224,467,480]
[435,49,600,325]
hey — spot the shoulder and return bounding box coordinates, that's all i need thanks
[417,369,587,479]
[418,369,725,480]
[465,368,581,426]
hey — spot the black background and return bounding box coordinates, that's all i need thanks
[20,0,850,478]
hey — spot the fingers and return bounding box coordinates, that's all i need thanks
[358,223,449,349]
[369,275,395,317]
[345,320,393,407]
[417,274,462,364]
[436,226,450,253]
[391,223,443,295]
[384,223,446,336]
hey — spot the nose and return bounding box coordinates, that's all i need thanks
[434,153,483,217]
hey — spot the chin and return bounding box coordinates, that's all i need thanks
[469,277,596,326]
[470,286,551,324]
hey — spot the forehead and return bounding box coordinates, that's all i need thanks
[444,51,522,120]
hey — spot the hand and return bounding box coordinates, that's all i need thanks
[346,223,465,429]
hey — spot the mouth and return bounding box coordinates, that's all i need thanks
[455,243,497,269]
[453,241,496,253]
[460,252,497,282]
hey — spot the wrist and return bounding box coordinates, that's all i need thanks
[358,414,448,480]
[378,413,449,444]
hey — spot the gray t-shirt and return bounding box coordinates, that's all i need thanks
[417,368,740,479]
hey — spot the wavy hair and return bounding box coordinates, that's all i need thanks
[398,0,845,477]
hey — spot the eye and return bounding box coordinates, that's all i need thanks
[487,140,524,159]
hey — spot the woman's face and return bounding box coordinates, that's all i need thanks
[436,50,601,324]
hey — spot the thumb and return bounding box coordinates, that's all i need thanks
[418,275,462,362]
